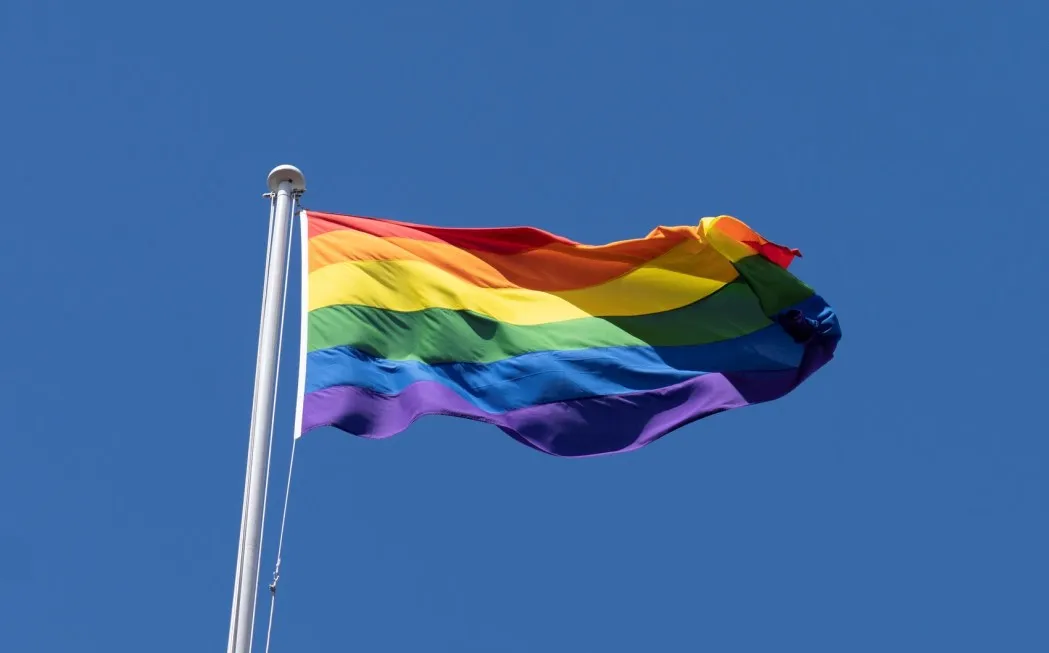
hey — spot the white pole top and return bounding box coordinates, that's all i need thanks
[267,164,306,193]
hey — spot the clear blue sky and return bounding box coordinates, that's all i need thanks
[1,1,1046,651]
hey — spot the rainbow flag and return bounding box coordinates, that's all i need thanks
[298,211,841,457]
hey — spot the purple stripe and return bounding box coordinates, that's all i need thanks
[301,335,835,457]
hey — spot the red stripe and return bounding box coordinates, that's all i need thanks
[743,240,802,269]
[306,211,579,255]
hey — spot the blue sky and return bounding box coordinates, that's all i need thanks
[1,1,1047,651]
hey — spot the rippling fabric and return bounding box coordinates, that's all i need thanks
[299,210,841,457]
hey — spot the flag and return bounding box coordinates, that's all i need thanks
[298,210,841,457]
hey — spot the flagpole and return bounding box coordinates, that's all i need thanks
[228,165,306,653]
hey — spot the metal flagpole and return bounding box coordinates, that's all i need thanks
[228,165,306,653]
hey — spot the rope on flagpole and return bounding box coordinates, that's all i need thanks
[263,437,297,653]
[228,195,279,652]
[262,200,306,653]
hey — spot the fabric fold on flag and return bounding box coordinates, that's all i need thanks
[298,210,841,457]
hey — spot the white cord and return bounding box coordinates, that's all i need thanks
[228,197,278,652]
[262,198,304,653]
[263,437,297,653]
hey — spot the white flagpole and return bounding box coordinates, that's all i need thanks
[228,165,306,653]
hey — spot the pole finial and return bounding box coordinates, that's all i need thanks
[267,164,306,194]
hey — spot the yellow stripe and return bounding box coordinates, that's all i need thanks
[307,237,739,325]
[698,217,756,263]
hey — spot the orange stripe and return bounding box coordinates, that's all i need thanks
[304,212,801,289]
[308,226,696,291]
[709,216,800,268]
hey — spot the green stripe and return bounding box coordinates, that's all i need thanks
[733,254,814,315]
[307,254,813,363]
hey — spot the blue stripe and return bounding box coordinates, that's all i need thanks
[304,296,827,413]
